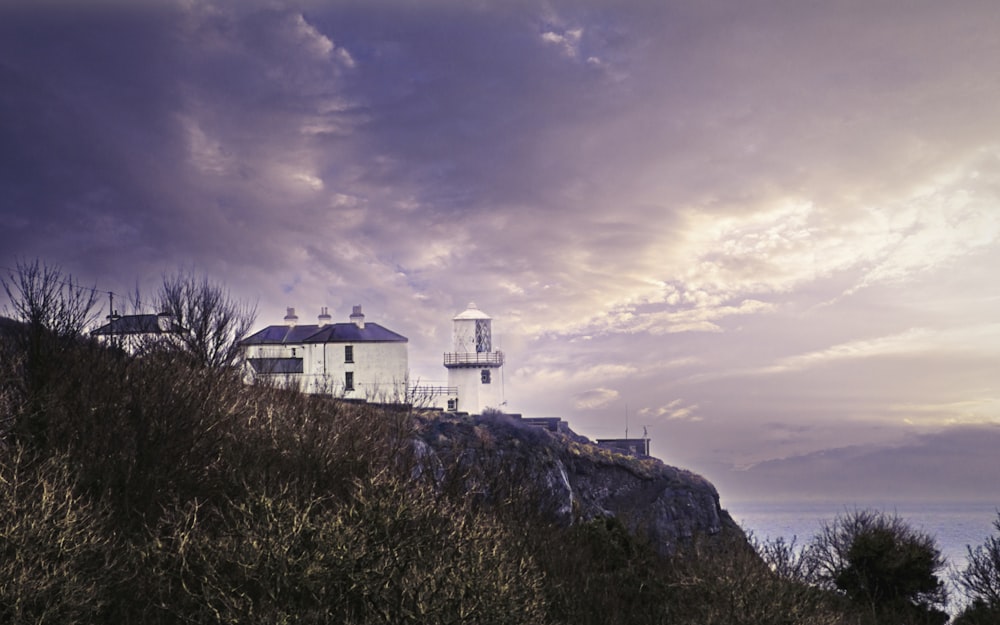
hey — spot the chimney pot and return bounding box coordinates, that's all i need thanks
[350,305,365,329]
[318,306,332,327]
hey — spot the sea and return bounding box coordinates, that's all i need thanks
[727,499,1000,575]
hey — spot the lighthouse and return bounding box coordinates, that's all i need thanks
[443,303,504,414]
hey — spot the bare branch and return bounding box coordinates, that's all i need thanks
[1,258,101,340]
[155,270,257,369]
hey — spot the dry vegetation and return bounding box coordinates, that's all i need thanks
[2,260,997,624]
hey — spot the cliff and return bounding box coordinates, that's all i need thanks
[413,411,740,553]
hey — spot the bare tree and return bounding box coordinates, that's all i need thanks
[156,270,257,369]
[2,258,101,340]
[1,259,102,441]
[953,512,1000,623]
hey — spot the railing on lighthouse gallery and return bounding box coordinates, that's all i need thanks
[442,351,505,367]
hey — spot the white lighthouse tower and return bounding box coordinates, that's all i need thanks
[443,303,504,414]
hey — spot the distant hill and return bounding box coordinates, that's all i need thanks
[713,426,1000,503]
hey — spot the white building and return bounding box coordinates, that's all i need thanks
[240,305,408,401]
[439,303,505,414]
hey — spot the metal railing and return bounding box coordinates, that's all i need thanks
[408,385,458,396]
[443,351,504,367]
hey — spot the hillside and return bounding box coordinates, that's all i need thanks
[0,317,926,624]
[413,411,737,553]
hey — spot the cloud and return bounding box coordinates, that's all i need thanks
[1,1,998,487]
[634,298,774,335]
[573,387,619,410]
[760,323,1000,374]
[767,328,932,373]
[895,398,1000,427]
[638,398,702,421]
[286,13,340,63]
[849,153,1000,293]
[541,27,583,59]
[513,360,639,387]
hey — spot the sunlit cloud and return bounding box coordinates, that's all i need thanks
[291,172,324,190]
[574,387,619,410]
[892,398,1000,427]
[288,13,336,59]
[513,361,640,387]
[761,323,1000,375]
[767,329,931,373]
[638,399,702,422]
[850,153,1000,293]
[541,28,583,59]
[180,114,231,175]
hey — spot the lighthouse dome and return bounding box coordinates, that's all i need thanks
[453,302,491,321]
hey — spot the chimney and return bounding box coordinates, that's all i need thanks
[157,311,172,332]
[350,305,365,329]
[283,307,299,327]
[318,306,332,327]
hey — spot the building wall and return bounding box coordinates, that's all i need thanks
[245,340,408,400]
[448,366,503,414]
[312,341,408,400]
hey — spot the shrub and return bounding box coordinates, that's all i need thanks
[20,346,251,524]
[225,386,416,504]
[0,446,119,624]
[141,476,547,625]
[663,529,843,625]
[533,515,673,625]
[804,508,948,624]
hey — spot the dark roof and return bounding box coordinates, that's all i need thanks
[91,314,184,336]
[240,322,408,346]
[248,357,304,374]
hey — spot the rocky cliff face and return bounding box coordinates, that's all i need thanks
[413,411,739,553]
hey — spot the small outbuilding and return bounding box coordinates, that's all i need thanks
[91,312,185,353]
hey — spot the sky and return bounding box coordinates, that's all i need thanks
[2,0,999,503]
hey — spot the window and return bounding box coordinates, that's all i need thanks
[475,319,492,352]
[481,369,491,384]
[447,398,458,411]
[345,345,354,363]
[345,371,354,391]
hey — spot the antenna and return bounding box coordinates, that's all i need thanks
[501,362,506,408]
[625,402,629,439]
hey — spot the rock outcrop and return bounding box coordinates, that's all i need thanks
[413,411,739,553]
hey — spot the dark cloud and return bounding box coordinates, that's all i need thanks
[1,1,998,501]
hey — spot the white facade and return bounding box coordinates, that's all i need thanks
[441,303,505,414]
[241,306,409,401]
